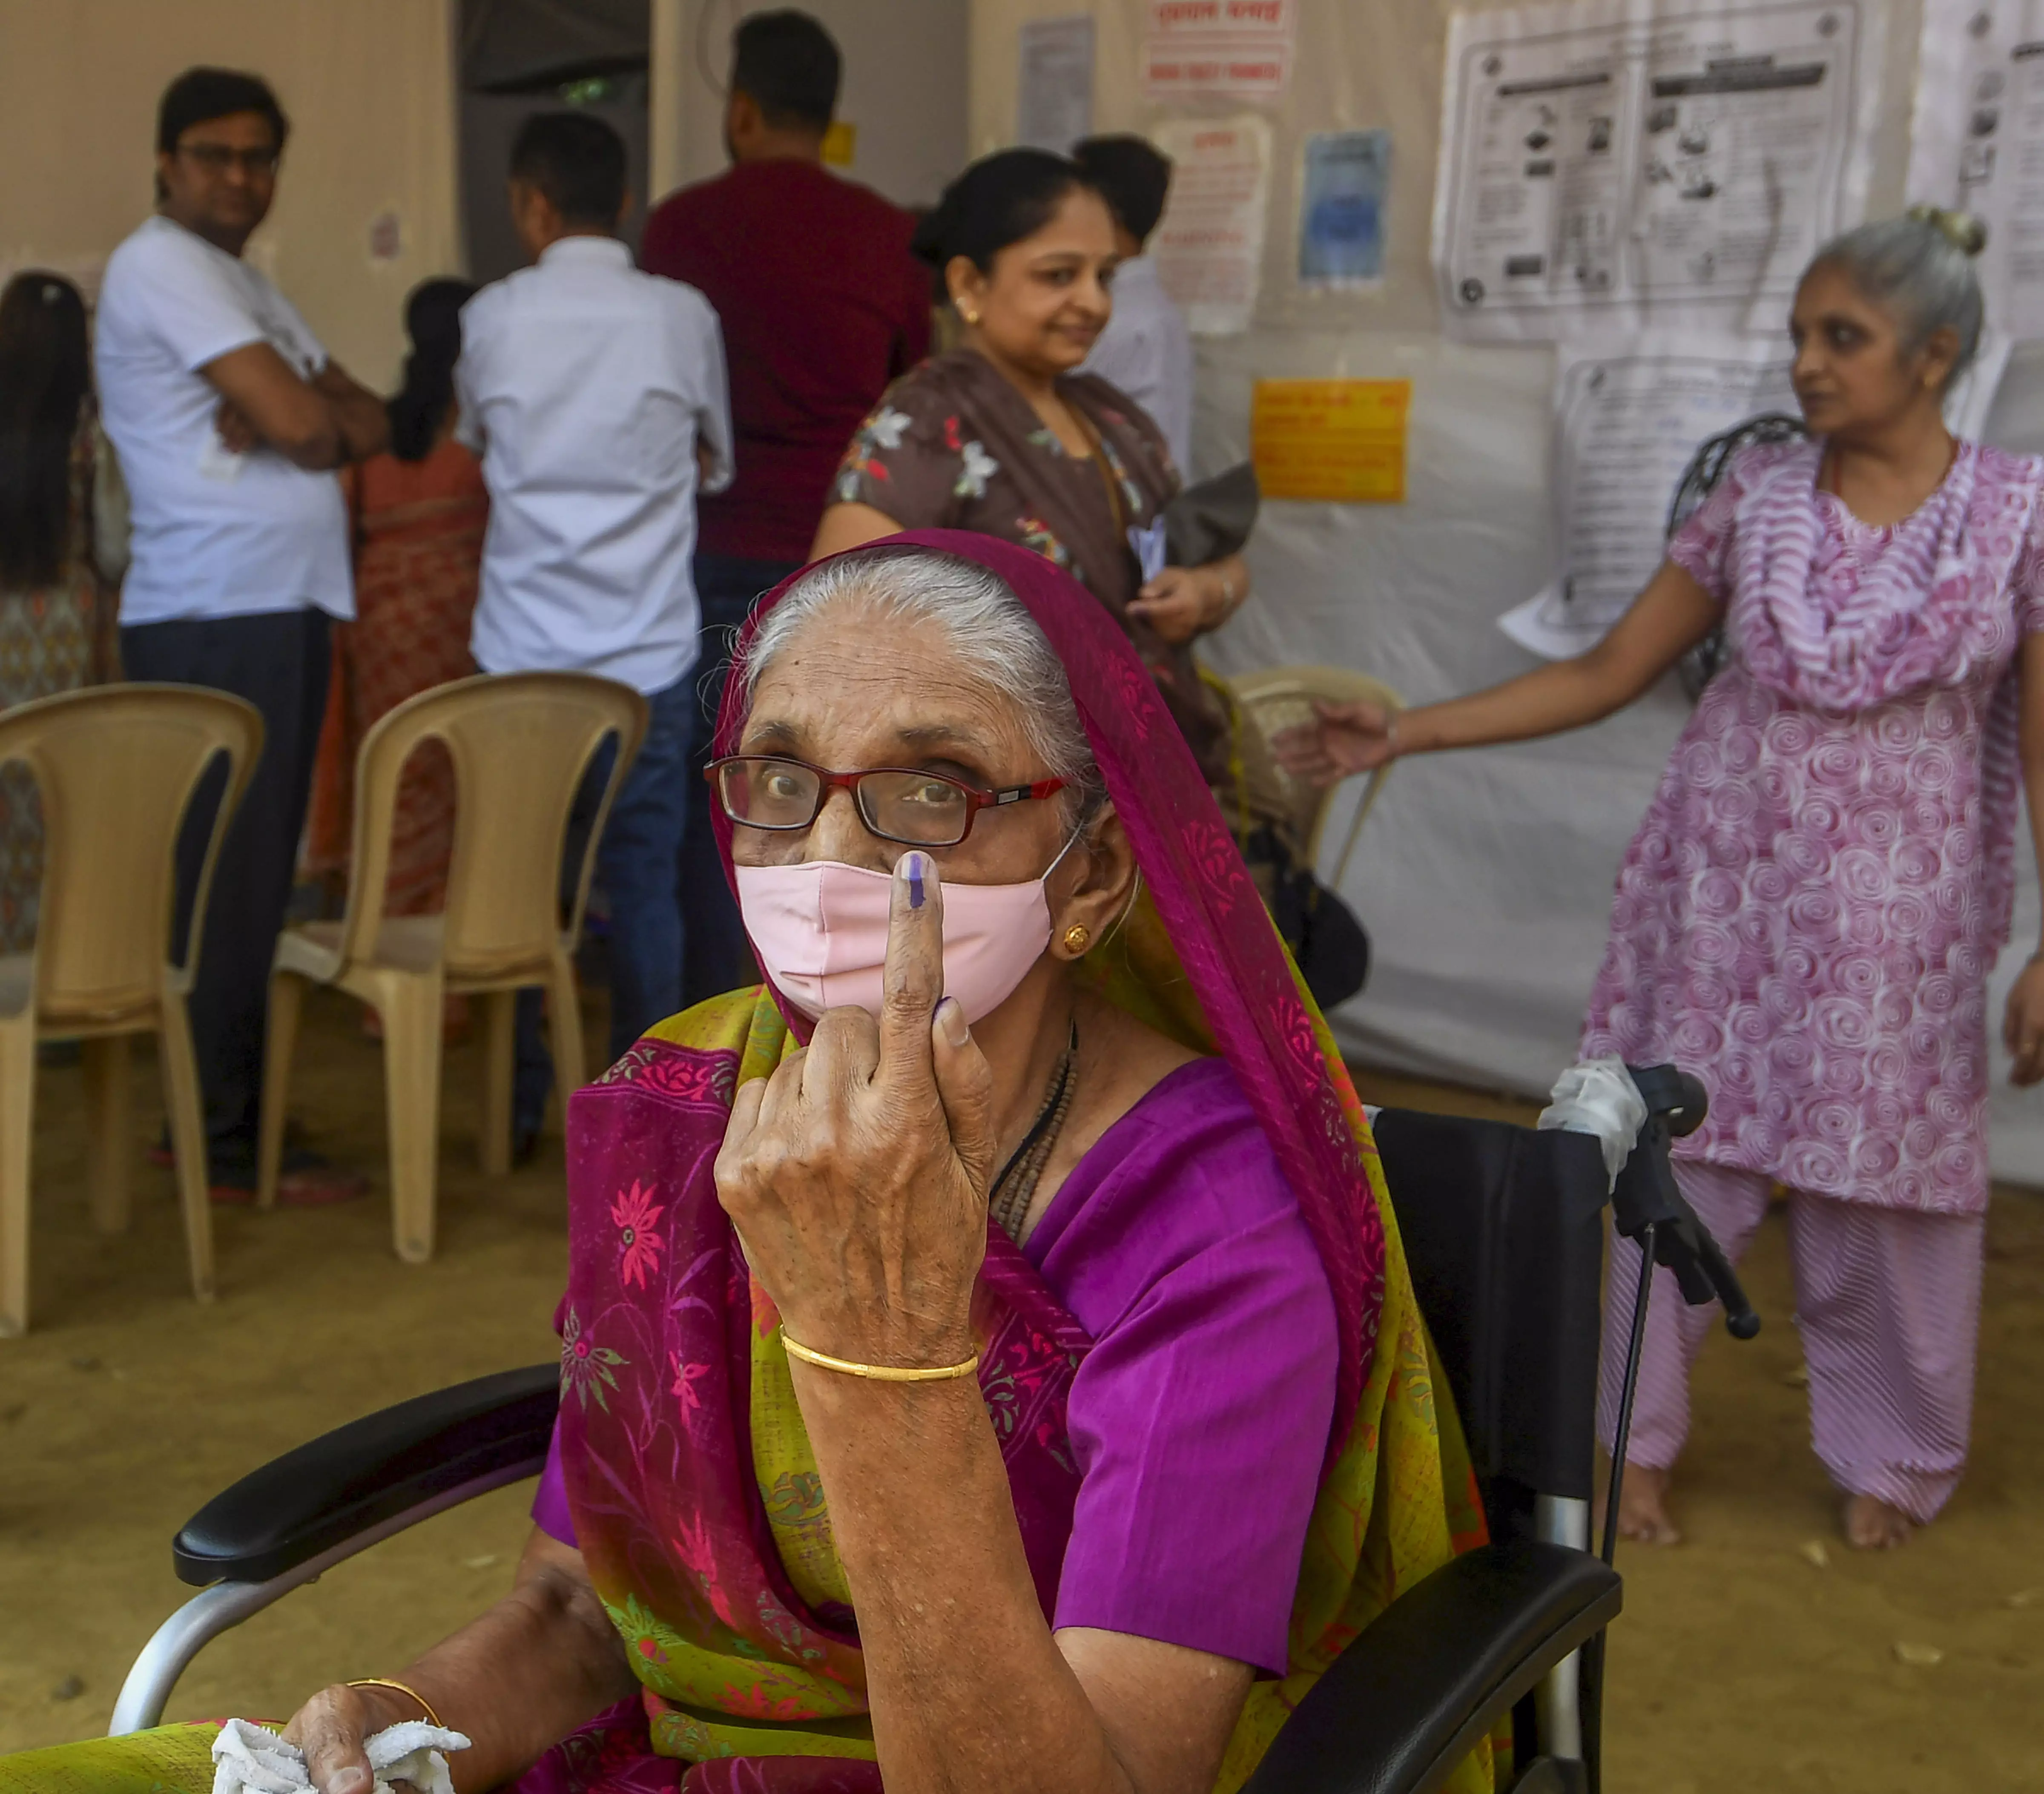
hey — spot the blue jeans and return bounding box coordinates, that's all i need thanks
[121,609,331,1163]
[516,672,696,1133]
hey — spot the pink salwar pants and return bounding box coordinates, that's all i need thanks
[1594,1161,1986,1523]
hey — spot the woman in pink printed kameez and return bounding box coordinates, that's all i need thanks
[1279,208,2044,1551]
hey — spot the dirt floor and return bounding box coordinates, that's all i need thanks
[2,995,2039,1789]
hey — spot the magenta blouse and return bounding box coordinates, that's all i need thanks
[533,1055,1338,1675]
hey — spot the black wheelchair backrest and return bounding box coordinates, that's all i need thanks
[1372,1111,1608,1505]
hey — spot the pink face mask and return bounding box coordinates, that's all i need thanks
[734,838,1079,1024]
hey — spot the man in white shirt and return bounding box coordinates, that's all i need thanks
[454,111,733,1148]
[97,68,388,1201]
[1075,135,1195,477]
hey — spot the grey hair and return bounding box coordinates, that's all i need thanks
[737,545,1108,826]
[1809,206,1988,381]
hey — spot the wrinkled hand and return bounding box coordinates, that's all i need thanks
[214,398,259,455]
[1269,697,1400,787]
[280,1682,416,1794]
[2004,959,2044,1086]
[715,852,997,1366]
[1125,566,1210,645]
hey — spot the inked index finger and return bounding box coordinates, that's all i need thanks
[876,849,944,1089]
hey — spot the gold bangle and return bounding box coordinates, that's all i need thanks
[781,1331,980,1381]
[347,1678,444,1730]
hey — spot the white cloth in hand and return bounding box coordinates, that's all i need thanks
[210,1716,470,1794]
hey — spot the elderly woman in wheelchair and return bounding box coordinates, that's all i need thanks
[10,534,1675,1794]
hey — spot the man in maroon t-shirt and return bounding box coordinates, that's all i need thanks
[642,7,929,1002]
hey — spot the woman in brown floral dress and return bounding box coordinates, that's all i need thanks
[812,149,1249,783]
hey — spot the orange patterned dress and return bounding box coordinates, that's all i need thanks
[306,435,487,915]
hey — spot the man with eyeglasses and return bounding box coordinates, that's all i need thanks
[96,67,388,1204]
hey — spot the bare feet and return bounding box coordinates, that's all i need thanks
[1843,1493,1913,1550]
[1594,1462,1683,1545]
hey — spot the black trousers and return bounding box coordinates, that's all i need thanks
[681,553,797,1008]
[121,608,331,1161]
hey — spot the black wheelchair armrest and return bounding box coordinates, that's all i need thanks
[1241,1541,1622,1794]
[172,1364,560,1587]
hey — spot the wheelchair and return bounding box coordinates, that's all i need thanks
[109,1064,1757,1794]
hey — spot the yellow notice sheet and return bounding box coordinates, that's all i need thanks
[1250,379,1410,503]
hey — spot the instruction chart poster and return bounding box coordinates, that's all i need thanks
[1299,131,1392,287]
[1433,0,1882,340]
[1496,331,2019,662]
[1142,0,1296,103]
[1500,339,1796,658]
[1150,117,1273,334]
[1017,16,1095,153]
[1499,332,2015,658]
[1251,380,1411,504]
[1907,0,2044,342]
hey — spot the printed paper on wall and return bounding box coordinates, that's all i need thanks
[1251,379,1411,503]
[1149,115,1273,334]
[1907,0,2044,342]
[1017,15,1095,153]
[1498,337,1797,658]
[1142,0,1296,104]
[1434,0,1883,340]
[1299,130,1392,289]
[1497,330,2012,659]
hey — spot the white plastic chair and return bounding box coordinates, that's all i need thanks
[1225,665,1404,887]
[0,685,263,1335]
[257,672,646,1263]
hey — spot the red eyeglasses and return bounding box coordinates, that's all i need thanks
[706,755,1065,848]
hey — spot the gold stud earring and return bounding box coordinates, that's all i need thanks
[962,307,980,326]
[1062,922,1091,955]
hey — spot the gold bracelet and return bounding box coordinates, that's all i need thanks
[347,1678,444,1730]
[781,1331,980,1382]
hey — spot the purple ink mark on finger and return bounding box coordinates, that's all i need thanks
[907,854,927,910]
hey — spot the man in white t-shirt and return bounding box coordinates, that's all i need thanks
[1076,135,1195,478]
[96,69,389,1201]
[454,111,734,1151]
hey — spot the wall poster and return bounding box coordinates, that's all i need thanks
[1017,15,1095,154]
[1907,0,2044,341]
[1142,0,1296,105]
[1433,0,1882,340]
[1252,379,1412,503]
[1499,332,2012,660]
[1499,338,1795,658]
[1148,115,1273,334]
[1299,130,1392,288]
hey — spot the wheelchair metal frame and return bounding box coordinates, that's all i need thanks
[110,1456,545,1737]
